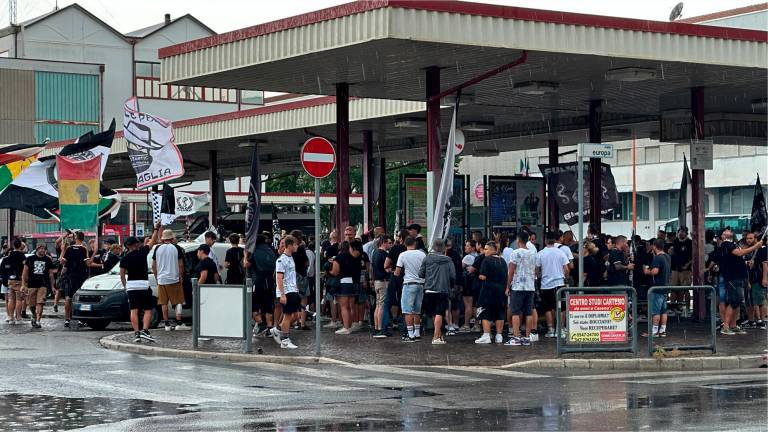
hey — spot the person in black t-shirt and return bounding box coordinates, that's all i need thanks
[382,229,409,336]
[606,236,633,287]
[120,230,158,342]
[60,231,90,328]
[445,238,464,334]
[744,231,766,329]
[756,240,768,328]
[371,235,393,338]
[718,228,763,334]
[2,239,27,324]
[22,244,55,328]
[196,244,220,285]
[224,234,245,285]
[475,241,507,344]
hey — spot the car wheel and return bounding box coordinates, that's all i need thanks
[84,320,111,331]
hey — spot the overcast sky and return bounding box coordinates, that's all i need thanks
[2,0,759,33]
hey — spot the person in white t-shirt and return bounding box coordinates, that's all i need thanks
[505,231,537,346]
[394,237,427,342]
[272,235,300,349]
[536,231,570,338]
[461,240,478,332]
[152,229,187,331]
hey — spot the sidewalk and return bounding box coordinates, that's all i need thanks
[104,320,768,369]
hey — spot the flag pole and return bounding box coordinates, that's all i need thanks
[631,130,637,235]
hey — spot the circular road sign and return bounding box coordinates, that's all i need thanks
[301,137,336,179]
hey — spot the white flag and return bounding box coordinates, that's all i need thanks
[427,102,460,250]
[123,97,184,189]
[152,191,209,225]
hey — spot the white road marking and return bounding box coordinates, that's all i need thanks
[627,373,768,385]
[39,375,212,405]
[567,369,762,380]
[343,364,487,382]
[235,362,427,388]
[706,382,768,390]
[435,367,550,379]
[105,370,298,397]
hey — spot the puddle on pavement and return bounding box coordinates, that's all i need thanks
[0,393,199,430]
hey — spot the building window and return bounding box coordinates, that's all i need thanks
[134,61,250,104]
[657,190,679,221]
[241,90,264,105]
[606,193,649,221]
[719,186,760,215]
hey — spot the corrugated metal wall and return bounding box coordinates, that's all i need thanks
[0,68,35,144]
[34,71,100,142]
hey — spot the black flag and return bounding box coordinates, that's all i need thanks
[750,174,767,234]
[161,183,175,216]
[244,146,260,254]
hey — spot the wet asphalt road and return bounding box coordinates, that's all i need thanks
[0,321,767,431]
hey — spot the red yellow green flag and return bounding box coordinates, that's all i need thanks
[57,155,101,230]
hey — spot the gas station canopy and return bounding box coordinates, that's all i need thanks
[120,0,765,184]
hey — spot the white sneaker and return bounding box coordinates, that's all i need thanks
[270,327,282,344]
[494,334,503,344]
[323,321,341,329]
[4,318,9,324]
[280,338,298,349]
[350,322,362,332]
[432,338,446,345]
[164,322,172,332]
[545,329,556,338]
[175,323,190,331]
[335,327,352,335]
[474,334,492,344]
[529,333,539,342]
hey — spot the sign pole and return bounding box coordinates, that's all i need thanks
[314,178,322,356]
[577,145,584,290]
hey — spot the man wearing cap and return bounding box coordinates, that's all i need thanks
[22,244,55,328]
[196,244,220,285]
[407,224,426,252]
[120,228,159,343]
[153,229,187,331]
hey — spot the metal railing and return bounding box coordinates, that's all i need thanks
[646,285,716,356]
[555,286,638,357]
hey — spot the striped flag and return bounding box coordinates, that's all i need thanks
[427,96,460,249]
[57,155,101,230]
[0,144,45,193]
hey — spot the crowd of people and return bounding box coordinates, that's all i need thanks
[2,220,766,350]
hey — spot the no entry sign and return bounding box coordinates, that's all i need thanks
[301,137,336,178]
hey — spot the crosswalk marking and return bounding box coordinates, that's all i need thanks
[235,362,426,388]
[705,382,768,390]
[39,375,212,405]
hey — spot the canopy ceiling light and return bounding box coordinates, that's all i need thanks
[394,117,427,128]
[238,139,267,148]
[472,149,500,157]
[461,120,494,132]
[441,93,475,106]
[605,67,657,82]
[512,81,559,95]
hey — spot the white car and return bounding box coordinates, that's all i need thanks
[72,241,231,330]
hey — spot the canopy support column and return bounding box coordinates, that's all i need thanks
[208,150,218,229]
[377,157,387,231]
[335,83,350,231]
[548,139,559,231]
[691,87,707,321]
[362,130,374,234]
[589,100,602,233]
[426,66,441,233]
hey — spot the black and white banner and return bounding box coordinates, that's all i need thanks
[152,191,209,225]
[123,97,184,189]
[539,162,619,226]
[427,98,464,249]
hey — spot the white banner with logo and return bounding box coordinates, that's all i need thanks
[123,97,185,189]
[151,192,209,225]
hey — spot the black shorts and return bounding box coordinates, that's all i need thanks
[510,291,535,315]
[462,276,474,297]
[538,288,564,312]
[64,276,86,299]
[478,286,506,322]
[127,288,154,311]
[282,292,302,314]
[252,277,275,314]
[423,292,449,317]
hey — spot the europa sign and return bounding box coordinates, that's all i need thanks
[567,295,627,343]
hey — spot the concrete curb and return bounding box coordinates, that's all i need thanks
[502,355,767,371]
[99,333,353,366]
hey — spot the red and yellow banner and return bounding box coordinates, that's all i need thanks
[57,155,101,230]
